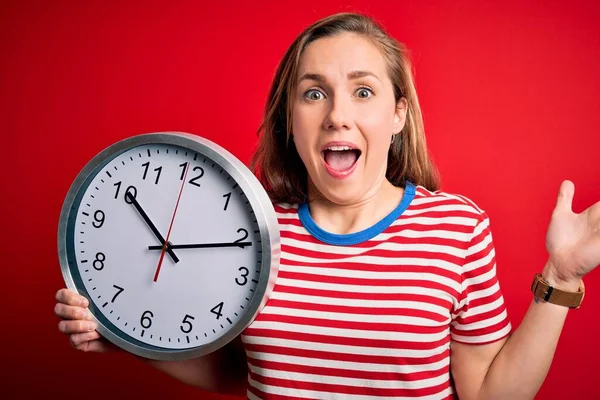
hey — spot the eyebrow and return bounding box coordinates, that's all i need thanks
[297,70,380,84]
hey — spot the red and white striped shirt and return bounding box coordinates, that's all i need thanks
[242,182,512,399]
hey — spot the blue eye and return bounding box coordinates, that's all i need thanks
[304,89,325,101]
[355,87,373,99]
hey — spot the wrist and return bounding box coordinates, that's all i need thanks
[542,259,582,292]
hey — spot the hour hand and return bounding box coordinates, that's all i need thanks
[147,241,252,250]
[126,192,179,263]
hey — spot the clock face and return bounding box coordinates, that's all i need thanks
[63,139,269,355]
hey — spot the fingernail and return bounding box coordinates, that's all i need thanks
[80,298,88,307]
[88,322,95,331]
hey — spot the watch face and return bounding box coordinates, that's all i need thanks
[59,133,278,359]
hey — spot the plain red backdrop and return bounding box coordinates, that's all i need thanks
[1,0,598,398]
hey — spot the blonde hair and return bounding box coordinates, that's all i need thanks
[250,12,440,204]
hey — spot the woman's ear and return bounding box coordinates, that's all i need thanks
[393,98,408,133]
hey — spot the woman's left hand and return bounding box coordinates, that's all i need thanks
[545,180,600,286]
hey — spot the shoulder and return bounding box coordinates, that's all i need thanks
[407,184,496,255]
[408,184,489,228]
[272,203,301,224]
[273,203,299,214]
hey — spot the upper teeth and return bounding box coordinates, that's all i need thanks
[327,146,352,151]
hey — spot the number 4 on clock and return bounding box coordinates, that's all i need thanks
[211,302,224,319]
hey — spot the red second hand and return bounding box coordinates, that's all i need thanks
[154,162,190,282]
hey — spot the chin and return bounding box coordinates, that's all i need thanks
[310,176,367,206]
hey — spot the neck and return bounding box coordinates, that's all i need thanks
[306,178,405,235]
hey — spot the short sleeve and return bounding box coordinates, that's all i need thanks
[450,212,512,344]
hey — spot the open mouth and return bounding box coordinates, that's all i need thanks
[322,145,362,175]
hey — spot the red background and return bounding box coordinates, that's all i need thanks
[2,0,599,399]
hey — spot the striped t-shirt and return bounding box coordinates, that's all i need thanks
[241,181,512,399]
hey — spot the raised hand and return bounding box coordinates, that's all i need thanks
[545,180,600,285]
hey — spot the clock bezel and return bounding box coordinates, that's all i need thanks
[57,132,280,360]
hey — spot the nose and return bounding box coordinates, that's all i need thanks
[322,95,353,131]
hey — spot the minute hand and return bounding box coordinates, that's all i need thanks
[126,192,179,263]
[148,241,252,250]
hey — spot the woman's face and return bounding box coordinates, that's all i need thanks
[292,32,407,205]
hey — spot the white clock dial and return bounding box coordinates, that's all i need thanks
[69,143,263,350]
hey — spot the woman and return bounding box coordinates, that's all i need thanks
[54,12,600,400]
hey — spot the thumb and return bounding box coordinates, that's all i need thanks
[554,180,575,213]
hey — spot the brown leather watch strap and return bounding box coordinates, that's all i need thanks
[531,273,585,309]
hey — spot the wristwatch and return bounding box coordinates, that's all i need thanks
[531,273,585,309]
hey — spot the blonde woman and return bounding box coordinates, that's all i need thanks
[55,12,600,400]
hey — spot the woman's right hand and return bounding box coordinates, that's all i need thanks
[54,288,117,353]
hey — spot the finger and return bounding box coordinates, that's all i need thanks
[58,319,96,334]
[554,180,575,213]
[74,339,110,353]
[69,331,101,348]
[54,303,92,320]
[55,288,89,307]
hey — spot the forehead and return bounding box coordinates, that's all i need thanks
[298,33,388,79]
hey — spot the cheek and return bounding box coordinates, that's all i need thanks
[359,107,395,152]
[292,98,314,127]
[292,105,320,148]
[290,107,314,164]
